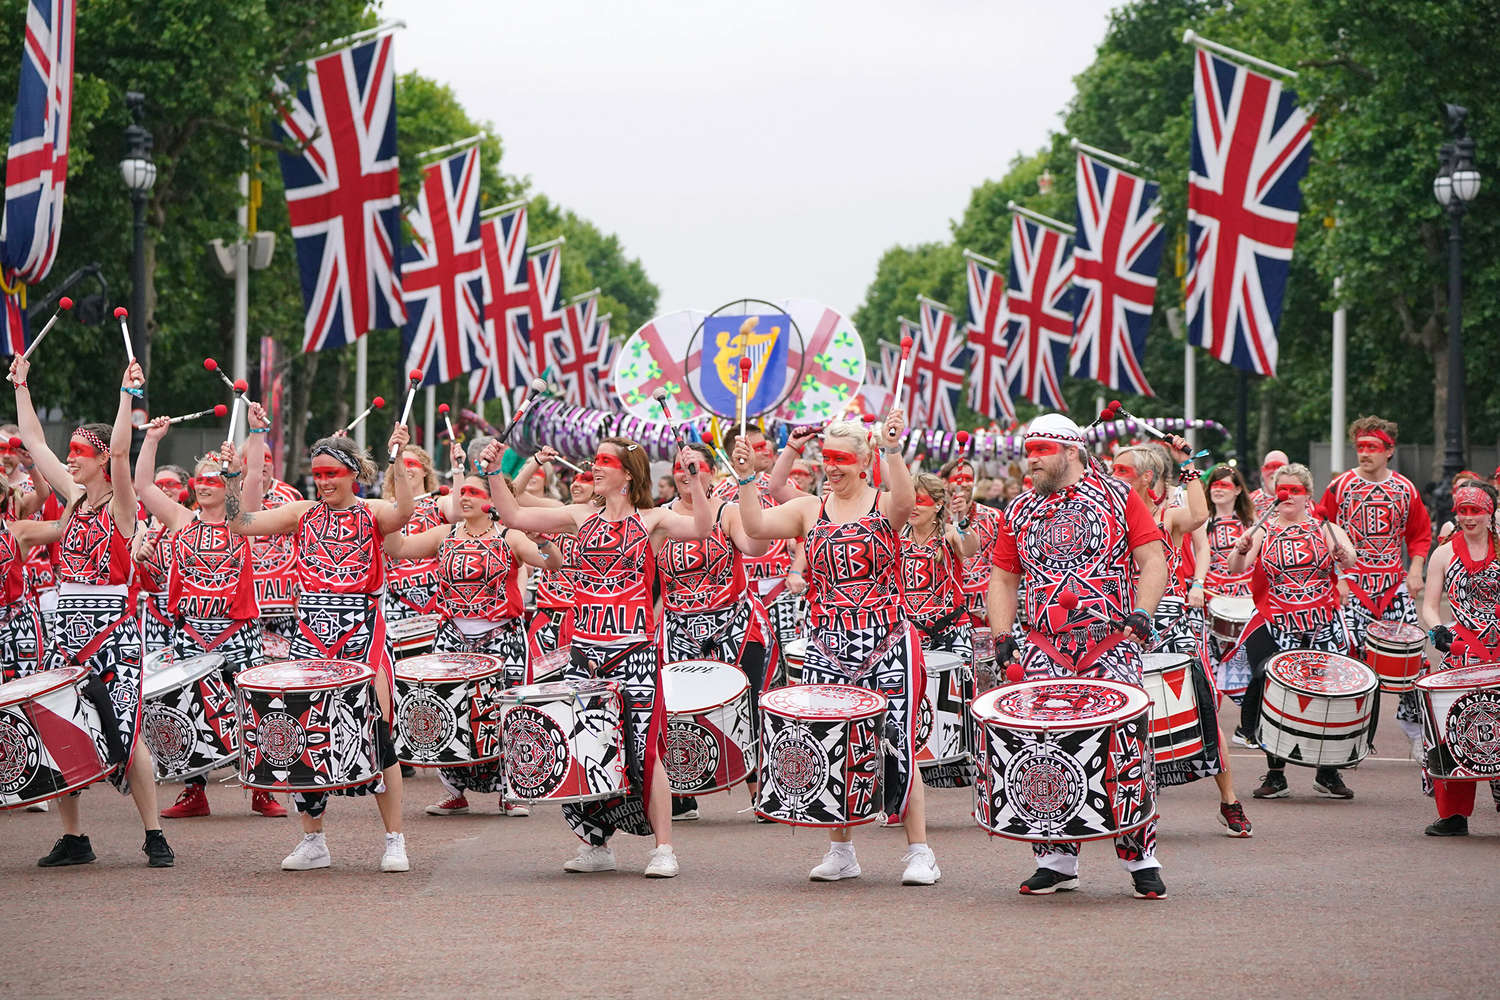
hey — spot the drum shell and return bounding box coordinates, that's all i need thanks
[1416,663,1500,780]
[1140,653,1205,763]
[1258,651,1377,768]
[1363,625,1428,693]
[0,667,115,809]
[393,653,506,767]
[782,638,806,687]
[662,660,754,795]
[498,680,628,804]
[236,661,380,792]
[142,653,239,782]
[756,684,887,828]
[527,646,571,685]
[389,614,440,660]
[915,652,970,769]
[1208,596,1254,648]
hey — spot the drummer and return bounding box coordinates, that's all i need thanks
[133,469,182,654]
[479,435,714,880]
[381,444,448,623]
[135,417,285,820]
[227,406,415,874]
[249,443,304,641]
[1418,480,1500,835]
[1189,464,1258,719]
[1252,450,1289,517]
[939,456,1001,629]
[523,447,587,661]
[1228,462,1360,801]
[728,424,801,662]
[0,480,45,681]
[987,414,1167,899]
[736,411,944,887]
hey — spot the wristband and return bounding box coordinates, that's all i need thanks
[788,569,803,577]
[222,470,243,479]
[737,475,757,486]
[481,468,505,478]
[789,444,805,456]
[880,445,902,455]
[121,385,144,398]
[249,427,269,434]
[12,380,25,389]
[1189,580,1204,590]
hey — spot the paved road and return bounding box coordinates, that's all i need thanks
[2,703,1495,1000]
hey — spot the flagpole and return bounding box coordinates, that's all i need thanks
[416,134,485,162]
[569,288,601,304]
[310,20,406,56]
[1181,29,1298,80]
[962,248,1000,268]
[916,294,954,312]
[527,236,565,254]
[1184,342,1197,450]
[479,198,528,220]
[1069,138,1144,173]
[424,385,436,453]
[354,336,368,452]
[1331,276,1346,476]
[1006,201,1076,235]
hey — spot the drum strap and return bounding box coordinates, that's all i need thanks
[1345,572,1400,617]
[390,581,438,616]
[177,616,253,654]
[1025,629,1128,676]
[915,606,967,643]
[142,591,173,627]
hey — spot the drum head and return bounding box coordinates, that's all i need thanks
[1208,595,1255,618]
[389,614,441,639]
[760,683,887,720]
[501,678,617,704]
[663,660,748,714]
[1366,620,1426,646]
[783,638,808,661]
[1140,652,1194,677]
[260,632,292,660]
[973,678,1151,731]
[1265,650,1377,696]
[924,652,965,677]
[1415,662,1500,691]
[143,648,176,676]
[237,659,375,692]
[144,653,227,699]
[396,652,504,683]
[0,665,88,708]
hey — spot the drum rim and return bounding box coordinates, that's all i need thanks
[0,763,118,810]
[393,651,506,683]
[1265,650,1378,696]
[0,664,90,708]
[971,677,1151,729]
[143,652,230,697]
[1365,620,1427,644]
[1207,595,1256,613]
[663,659,750,715]
[1140,651,1195,672]
[236,659,376,692]
[923,651,967,676]
[497,677,620,704]
[1415,662,1500,690]
[759,682,888,719]
[155,751,240,784]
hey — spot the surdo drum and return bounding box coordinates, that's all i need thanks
[236,659,380,792]
[0,667,114,809]
[1416,664,1500,780]
[498,679,628,804]
[1208,595,1255,651]
[782,638,807,687]
[662,660,754,795]
[1364,621,1429,693]
[527,646,571,685]
[142,652,238,782]
[756,684,887,828]
[971,679,1156,843]
[971,626,999,693]
[1258,650,1378,768]
[915,651,970,772]
[393,653,505,767]
[389,614,440,660]
[1140,653,1206,764]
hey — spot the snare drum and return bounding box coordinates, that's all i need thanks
[1258,650,1378,768]
[783,638,807,687]
[1208,595,1255,650]
[971,678,1156,842]
[260,630,291,662]
[1364,621,1429,693]
[916,651,970,769]
[498,679,628,804]
[142,652,238,782]
[756,684,887,828]
[1416,663,1500,780]
[393,653,506,767]
[389,614,440,660]
[236,659,380,791]
[662,660,754,795]
[1140,652,1205,763]
[972,626,998,691]
[0,667,115,809]
[527,645,571,685]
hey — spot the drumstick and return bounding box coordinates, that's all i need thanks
[891,335,913,413]
[738,356,751,440]
[390,369,423,461]
[1056,590,1119,629]
[495,378,548,444]
[8,296,73,381]
[1246,489,1292,536]
[343,395,386,435]
[1104,399,1169,442]
[202,357,240,394]
[651,387,690,449]
[438,402,456,444]
[113,307,135,362]
[166,403,228,425]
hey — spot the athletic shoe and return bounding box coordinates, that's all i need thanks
[563,844,617,873]
[671,797,699,821]
[37,834,95,868]
[1218,800,1253,837]
[380,833,410,873]
[1230,728,1256,749]
[143,829,175,868]
[1018,868,1078,895]
[24,800,48,813]
[1314,772,1354,799]
[900,845,941,886]
[1252,771,1290,799]
[250,790,287,818]
[1424,815,1468,837]
[755,813,775,824]
[425,794,470,816]
[882,813,903,828]
[501,801,530,817]
[1131,868,1167,899]
[809,847,861,882]
[160,783,210,819]
[643,846,679,878]
[281,833,331,871]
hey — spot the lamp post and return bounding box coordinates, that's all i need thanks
[119,91,155,452]
[1433,104,1481,487]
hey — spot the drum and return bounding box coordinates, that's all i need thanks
[1140,652,1205,763]
[1416,663,1500,780]
[756,684,887,828]
[662,660,754,795]
[236,659,380,791]
[260,630,291,662]
[1364,620,1429,693]
[1258,650,1378,768]
[393,652,506,767]
[527,645,571,685]
[0,667,114,809]
[141,652,238,782]
[972,626,998,691]
[916,651,969,770]
[782,638,807,687]
[971,678,1156,843]
[1208,595,1255,650]
[498,679,628,804]
[389,614,440,660]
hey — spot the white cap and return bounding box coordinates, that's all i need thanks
[1024,413,1087,447]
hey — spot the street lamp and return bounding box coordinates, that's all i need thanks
[119,91,154,449]
[1433,104,1481,490]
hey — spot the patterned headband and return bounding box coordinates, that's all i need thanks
[309,444,361,474]
[74,428,109,456]
[1454,485,1494,514]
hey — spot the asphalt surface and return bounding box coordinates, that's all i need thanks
[2,699,1495,1000]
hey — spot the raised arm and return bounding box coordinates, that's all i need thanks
[509,529,563,570]
[945,521,979,560]
[649,449,713,542]
[875,407,914,526]
[1162,436,1208,538]
[382,522,451,561]
[134,417,193,531]
[242,401,269,514]
[224,443,310,536]
[732,437,814,540]
[478,440,579,534]
[372,423,414,536]
[1419,542,1452,631]
[8,354,72,501]
[721,502,770,557]
[109,362,144,532]
[769,427,813,503]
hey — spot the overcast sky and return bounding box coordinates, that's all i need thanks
[382,0,1119,322]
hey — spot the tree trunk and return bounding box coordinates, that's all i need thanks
[286,351,319,479]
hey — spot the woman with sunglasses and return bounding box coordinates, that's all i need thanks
[380,445,448,623]
[8,353,175,868]
[735,411,943,887]
[134,417,285,820]
[227,404,414,873]
[383,472,560,817]
[480,436,712,880]
[1228,462,1360,801]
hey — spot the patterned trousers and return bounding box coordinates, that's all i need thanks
[435,618,528,796]
[0,598,44,681]
[141,591,174,654]
[1342,587,1422,738]
[48,594,144,795]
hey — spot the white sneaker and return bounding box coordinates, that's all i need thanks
[25,800,48,813]
[901,845,941,886]
[643,845,680,878]
[281,833,330,871]
[501,801,530,817]
[563,844,617,873]
[809,846,860,882]
[380,833,409,873]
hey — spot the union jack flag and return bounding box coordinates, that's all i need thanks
[469,203,530,405]
[1069,152,1164,397]
[272,34,404,354]
[546,290,599,406]
[523,242,564,380]
[964,253,1016,422]
[909,298,970,432]
[585,312,618,411]
[1003,213,1077,410]
[1185,47,1312,376]
[399,147,485,388]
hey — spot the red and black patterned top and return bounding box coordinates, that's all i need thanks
[535,532,578,609]
[294,501,385,595]
[135,522,172,594]
[252,478,303,611]
[571,510,656,642]
[437,527,521,621]
[1252,518,1338,634]
[1318,469,1432,609]
[0,524,25,604]
[659,502,745,614]
[1203,515,1253,596]
[717,473,792,583]
[55,501,133,587]
[386,495,445,594]
[168,515,258,620]
[959,502,1002,596]
[899,526,963,628]
[805,496,902,630]
[1443,534,1500,656]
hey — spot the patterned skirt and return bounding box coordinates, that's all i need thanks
[384,577,438,622]
[435,618,527,795]
[0,597,44,681]
[527,605,575,661]
[141,590,174,654]
[174,616,264,675]
[46,593,144,794]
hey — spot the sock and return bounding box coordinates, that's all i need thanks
[829,840,854,855]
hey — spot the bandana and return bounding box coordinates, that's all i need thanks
[1355,428,1394,448]
[1454,485,1494,515]
[309,444,360,475]
[74,428,109,457]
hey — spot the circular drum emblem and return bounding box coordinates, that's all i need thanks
[142,703,197,772]
[1004,743,1086,826]
[1448,690,1500,773]
[665,719,720,791]
[0,716,39,794]
[503,705,570,798]
[397,687,456,760]
[997,683,1128,723]
[256,711,306,768]
[1271,651,1369,694]
[766,724,828,811]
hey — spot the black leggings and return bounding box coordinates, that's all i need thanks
[1238,629,1347,781]
[673,642,767,809]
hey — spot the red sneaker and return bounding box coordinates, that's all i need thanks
[425,794,470,816]
[251,789,288,818]
[161,783,210,819]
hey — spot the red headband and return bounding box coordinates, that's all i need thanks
[1355,428,1394,448]
[1454,486,1494,515]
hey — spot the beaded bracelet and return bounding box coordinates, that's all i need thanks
[1178,466,1202,485]
[222,470,243,479]
[737,474,757,486]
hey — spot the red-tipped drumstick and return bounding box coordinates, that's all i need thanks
[738,356,752,440]
[1056,589,1117,628]
[1106,400,1168,441]
[343,395,385,435]
[166,403,228,425]
[650,387,690,450]
[437,402,456,445]
[113,307,135,363]
[10,297,74,379]
[224,379,249,443]
[495,378,548,445]
[391,369,424,461]
[891,335,913,413]
[1248,488,1293,535]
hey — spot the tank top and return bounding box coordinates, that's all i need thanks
[252,479,303,609]
[1204,515,1254,595]
[1255,518,1337,633]
[960,502,1002,595]
[660,502,744,614]
[135,522,172,593]
[805,495,902,629]
[899,525,962,626]
[387,495,445,590]
[294,501,385,595]
[535,532,578,608]
[572,510,656,642]
[55,500,133,587]
[0,524,25,604]
[1444,534,1500,652]
[168,515,258,620]
[437,526,521,621]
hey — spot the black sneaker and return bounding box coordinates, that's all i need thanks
[1218,800,1253,837]
[1424,815,1469,837]
[1313,771,1354,799]
[38,834,95,867]
[1019,868,1078,895]
[1131,868,1167,899]
[142,829,175,868]
[1230,728,1256,749]
[1252,771,1289,799]
[671,796,699,821]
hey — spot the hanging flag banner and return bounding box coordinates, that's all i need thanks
[698,312,791,417]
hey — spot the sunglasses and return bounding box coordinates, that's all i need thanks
[188,476,224,490]
[1024,440,1061,457]
[311,468,353,482]
[822,448,858,467]
[592,453,624,471]
[459,485,488,499]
